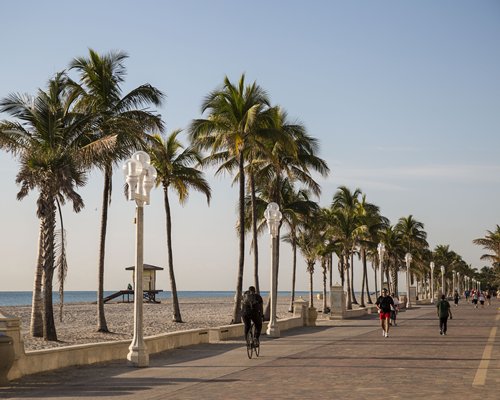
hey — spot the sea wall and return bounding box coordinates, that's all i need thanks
[1,310,305,381]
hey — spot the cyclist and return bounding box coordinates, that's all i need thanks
[241,286,264,344]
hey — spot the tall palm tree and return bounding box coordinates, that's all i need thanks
[255,107,329,308]
[147,130,211,323]
[68,49,164,332]
[332,186,362,309]
[473,225,500,268]
[189,74,270,323]
[0,73,103,340]
[357,196,388,306]
[296,218,322,307]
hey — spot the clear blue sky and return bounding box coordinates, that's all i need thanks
[1,0,499,292]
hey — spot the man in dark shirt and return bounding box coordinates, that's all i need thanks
[241,286,264,343]
[436,294,452,335]
[376,288,394,338]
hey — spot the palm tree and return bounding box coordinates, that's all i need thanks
[255,107,329,309]
[189,74,270,323]
[378,225,403,294]
[357,196,388,306]
[296,218,322,307]
[331,186,364,308]
[68,49,164,332]
[0,73,102,340]
[147,130,211,323]
[473,225,500,268]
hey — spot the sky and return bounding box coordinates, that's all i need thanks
[0,0,499,294]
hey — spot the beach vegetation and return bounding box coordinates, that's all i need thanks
[0,72,106,340]
[67,49,164,332]
[147,130,211,323]
[189,74,271,324]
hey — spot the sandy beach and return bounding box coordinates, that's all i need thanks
[1,296,297,351]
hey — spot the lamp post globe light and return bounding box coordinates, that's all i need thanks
[430,262,435,304]
[405,253,412,308]
[440,265,445,297]
[264,202,282,338]
[377,242,385,296]
[123,151,157,367]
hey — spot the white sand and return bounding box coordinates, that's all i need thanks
[1,296,296,351]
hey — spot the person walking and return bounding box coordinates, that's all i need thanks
[376,288,394,338]
[479,291,485,308]
[453,290,459,307]
[472,291,478,308]
[390,293,400,326]
[436,294,452,335]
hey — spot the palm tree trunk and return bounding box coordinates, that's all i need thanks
[329,254,333,289]
[164,187,182,322]
[339,258,345,288]
[288,237,297,312]
[30,223,44,337]
[345,254,352,310]
[350,253,358,304]
[231,153,245,324]
[249,172,259,293]
[364,259,373,304]
[308,262,314,307]
[97,167,111,333]
[360,248,366,307]
[322,260,328,313]
[56,199,66,323]
[41,197,57,341]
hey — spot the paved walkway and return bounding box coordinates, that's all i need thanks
[1,298,499,400]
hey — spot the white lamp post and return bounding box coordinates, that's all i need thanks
[123,151,157,367]
[405,253,412,308]
[457,272,460,295]
[430,262,435,304]
[377,243,385,296]
[440,265,445,297]
[264,202,282,338]
[452,270,456,294]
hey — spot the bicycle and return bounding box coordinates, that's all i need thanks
[245,320,260,359]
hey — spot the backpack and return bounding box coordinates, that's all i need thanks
[242,291,259,311]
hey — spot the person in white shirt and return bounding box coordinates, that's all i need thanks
[390,293,400,326]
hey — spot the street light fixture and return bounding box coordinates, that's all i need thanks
[264,202,282,338]
[405,253,412,308]
[377,243,385,296]
[430,262,435,304]
[440,265,445,297]
[123,151,157,367]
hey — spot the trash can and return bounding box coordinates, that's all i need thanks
[0,334,14,386]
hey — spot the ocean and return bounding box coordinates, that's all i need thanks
[0,290,313,307]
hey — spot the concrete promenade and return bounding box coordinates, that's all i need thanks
[1,298,498,400]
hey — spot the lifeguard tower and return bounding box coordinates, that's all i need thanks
[102,263,164,303]
[125,263,164,302]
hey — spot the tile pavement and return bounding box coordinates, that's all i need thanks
[1,298,498,400]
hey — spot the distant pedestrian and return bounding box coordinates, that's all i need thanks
[472,291,478,308]
[390,293,400,326]
[479,292,485,308]
[436,294,452,335]
[486,291,491,306]
[464,289,470,303]
[376,288,394,338]
[453,290,459,307]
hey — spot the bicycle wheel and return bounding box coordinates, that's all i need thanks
[246,324,254,359]
[254,332,260,357]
